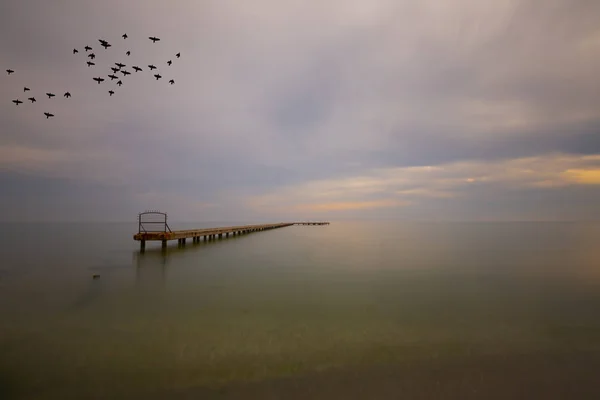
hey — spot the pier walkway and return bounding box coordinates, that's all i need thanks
[133,211,329,251]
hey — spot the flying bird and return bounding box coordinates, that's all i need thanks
[121,70,131,76]
[108,74,118,80]
[88,53,95,60]
[122,33,127,39]
[109,90,114,96]
[167,60,172,66]
[87,61,95,67]
[12,99,23,105]
[116,80,123,86]
[24,87,30,92]
[46,93,55,99]
[6,69,14,75]
[111,67,120,73]
[132,66,142,72]
[64,92,71,98]
[115,62,126,68]
[169,79,174,85]
[126,51,131,56]
[73,49,79,54]
[28,97,36,103]
[93,77,105,84]
[44,112,54,119]
[84,46,92,51]
[176,52,180,58]
[148,64,157,70]
[154,74,162,80]
[149,36,160,43]
[100,41,111,49]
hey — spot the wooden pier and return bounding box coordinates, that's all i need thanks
[133,211,329,251]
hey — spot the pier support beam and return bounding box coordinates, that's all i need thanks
[162,240,167,249]
[140,240,146,252]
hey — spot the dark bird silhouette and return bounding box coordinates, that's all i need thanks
[87,61,95,67]
[108,74,118,80]
[111,67,120,73]
[115,62,126,68]
[149,36,160,43]
[73,48,79,54]
[84,46,92,51]
[176,52,180,58]
[64,92,71,98]
[93,77,105,84]
[167,60,172,66]
[109,90,114,96]
[132,66,142,72]
[126,51,131,56]
[154,74,162,80]
[24,87,30,92]
[169,79,174,85]
[12,99,23,105]
[44,112,54,119]
[116,80,123,86]
[100,41,111,49]
[121,70,131,76]
[88,53,95,60]
[46,93,55,99]
[28,97,36,103]
[122,33,127,39]
[6,69,14,75]
[148,64,157,70]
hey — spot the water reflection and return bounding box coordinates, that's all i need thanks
[133,249,168,291]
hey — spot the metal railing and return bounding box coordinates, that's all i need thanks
[138,210,172,234]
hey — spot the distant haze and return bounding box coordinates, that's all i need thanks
[1,0,599,222]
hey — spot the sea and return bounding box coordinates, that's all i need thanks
[1,221,600,399]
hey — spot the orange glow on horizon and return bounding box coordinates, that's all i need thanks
[562,169,600,185]
[292,199,409,212]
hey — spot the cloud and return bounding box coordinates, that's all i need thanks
[247,153,600,218]
[0,0,599,221]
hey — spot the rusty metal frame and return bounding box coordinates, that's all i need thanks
[138,210,172,234]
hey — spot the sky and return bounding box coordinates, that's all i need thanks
[1,0,599,223]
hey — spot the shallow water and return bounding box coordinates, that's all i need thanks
[1,221,600,398]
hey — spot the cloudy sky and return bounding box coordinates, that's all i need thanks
[1,0,599,222]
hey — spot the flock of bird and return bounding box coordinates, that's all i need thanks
[6,34,180,119]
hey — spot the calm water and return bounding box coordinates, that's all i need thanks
[1,221,600,399]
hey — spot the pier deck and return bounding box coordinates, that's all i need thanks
[133,212,329,251]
